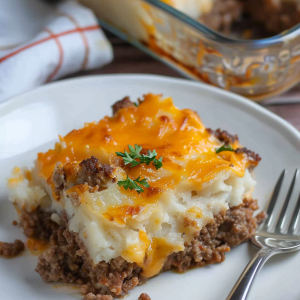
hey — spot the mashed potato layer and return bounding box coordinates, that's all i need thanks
[8,94,259,278]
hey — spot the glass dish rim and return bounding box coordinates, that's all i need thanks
[144,0,300,47]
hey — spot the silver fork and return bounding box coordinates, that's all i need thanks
[227,169,300,300]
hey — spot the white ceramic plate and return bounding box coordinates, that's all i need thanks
[1,74,300,300]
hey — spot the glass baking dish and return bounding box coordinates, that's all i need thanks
[80,0,300,101]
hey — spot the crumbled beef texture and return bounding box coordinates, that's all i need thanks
[0,239,25,257]
[25,198,263,298]
[235,147,261,162]
[19,209,58,241]
[35,212,142,297]
[200,0,243,33]
[84,293,113,300]
[138,293,151,300]
[163,199,262,272]
[35,212,86,283]
[52,157,116,198]
[78,156,115,187]
[206,128,239,144]
[81,284,95,295]
[254,211,267,224]
[112,97,135,115]
[215,198,260,247]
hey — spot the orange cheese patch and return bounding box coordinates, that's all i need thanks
[121,230,151,264]
[26,238,50,256]
[140,237,184,278]
[103,205,145,226]
[37,94,252,192]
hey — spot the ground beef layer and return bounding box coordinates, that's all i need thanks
[18,198,264,298]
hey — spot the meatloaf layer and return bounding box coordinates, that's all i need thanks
[19,199,263,298]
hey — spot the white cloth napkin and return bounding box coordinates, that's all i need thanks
[0,0,113,103]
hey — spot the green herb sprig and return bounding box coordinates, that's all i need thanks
[116,144,163,170]
[117,176,150,194]
[139,149,163,169]
[215,144,234,154]
[116,144,142,167]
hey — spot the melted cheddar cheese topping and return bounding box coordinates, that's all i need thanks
[38,93,253,188]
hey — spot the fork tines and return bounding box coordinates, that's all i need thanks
[262,169,300,235]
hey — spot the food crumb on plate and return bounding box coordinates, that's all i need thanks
[138,293,151,300]
[84,292,113,300]
[0,239,24,257]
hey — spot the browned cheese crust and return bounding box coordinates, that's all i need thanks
[206,128,238,144]
[111,97,135,115]
[206,128,261,163]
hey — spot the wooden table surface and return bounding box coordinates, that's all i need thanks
[69,35,300,131]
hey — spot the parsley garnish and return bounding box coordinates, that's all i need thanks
[116,144,142,166]
[116,145,163,169]
[215,144,234,154]
[133,102,138,107]
[139,149,163,170]
[117,176,150,193]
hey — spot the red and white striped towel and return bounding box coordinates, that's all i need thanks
[0,0,113,103]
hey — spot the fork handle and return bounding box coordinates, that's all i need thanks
[226,248,276,300]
